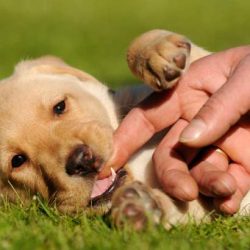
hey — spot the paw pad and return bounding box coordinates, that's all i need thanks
[111,182,164,230]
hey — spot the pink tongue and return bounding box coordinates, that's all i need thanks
[90,174,114,199]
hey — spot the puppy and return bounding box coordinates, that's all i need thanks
[0,30,249,229]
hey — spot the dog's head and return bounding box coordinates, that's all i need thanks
[0,56,122,213]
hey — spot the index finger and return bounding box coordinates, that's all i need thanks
[99,89,181,178]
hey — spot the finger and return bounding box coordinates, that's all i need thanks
[205,120,250,214]
[214,189,243,215]
[180,52,250,147]
[190,148,236,197]
[215,118,250,172]
[215,163,250,214]
[181,46,250,94]
[153,119,199,201]
[99,90,181,178]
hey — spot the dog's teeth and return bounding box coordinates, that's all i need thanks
[111,167,116,182]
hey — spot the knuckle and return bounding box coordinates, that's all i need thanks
[196,94,226,121]
[130,108,156,135]
[152,149,164,177]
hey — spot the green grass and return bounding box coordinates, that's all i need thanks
[0,0,250,87]
[0,0,250,249]
[0,199,250,250]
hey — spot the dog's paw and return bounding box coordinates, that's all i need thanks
[127,32,191,91]
[110,181,164,230]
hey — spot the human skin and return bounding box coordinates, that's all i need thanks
[99,46,250,214]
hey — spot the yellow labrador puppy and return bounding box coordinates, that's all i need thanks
[0,30,249,229]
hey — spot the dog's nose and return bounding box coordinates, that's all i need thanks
[66,145,103,176]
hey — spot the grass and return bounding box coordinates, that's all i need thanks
[0,0,250,87]
[0,0,250,249]
[0,199,250,250]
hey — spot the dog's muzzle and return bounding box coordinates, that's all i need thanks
[66,145,103,176]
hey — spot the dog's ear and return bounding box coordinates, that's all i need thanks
[14,56,99,83]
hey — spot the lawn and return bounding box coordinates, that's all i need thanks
[0,0,250,249]
[0,200,250,250]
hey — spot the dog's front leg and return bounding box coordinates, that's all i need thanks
[127,29,210,91]
[110,181,212,230]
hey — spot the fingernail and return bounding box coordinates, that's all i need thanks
[173,187,198,201]
[98,167,111,179]
[179,119,207,143]
[219,202,238,215]
[211,180,235,197]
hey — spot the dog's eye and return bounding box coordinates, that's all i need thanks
[53,100,66,115]
[11,154,27,168]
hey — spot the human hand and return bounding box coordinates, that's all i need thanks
[99,46,250,214]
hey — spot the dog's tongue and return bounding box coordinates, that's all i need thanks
[90,168,116,198]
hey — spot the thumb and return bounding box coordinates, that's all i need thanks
[180,54,250,147]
